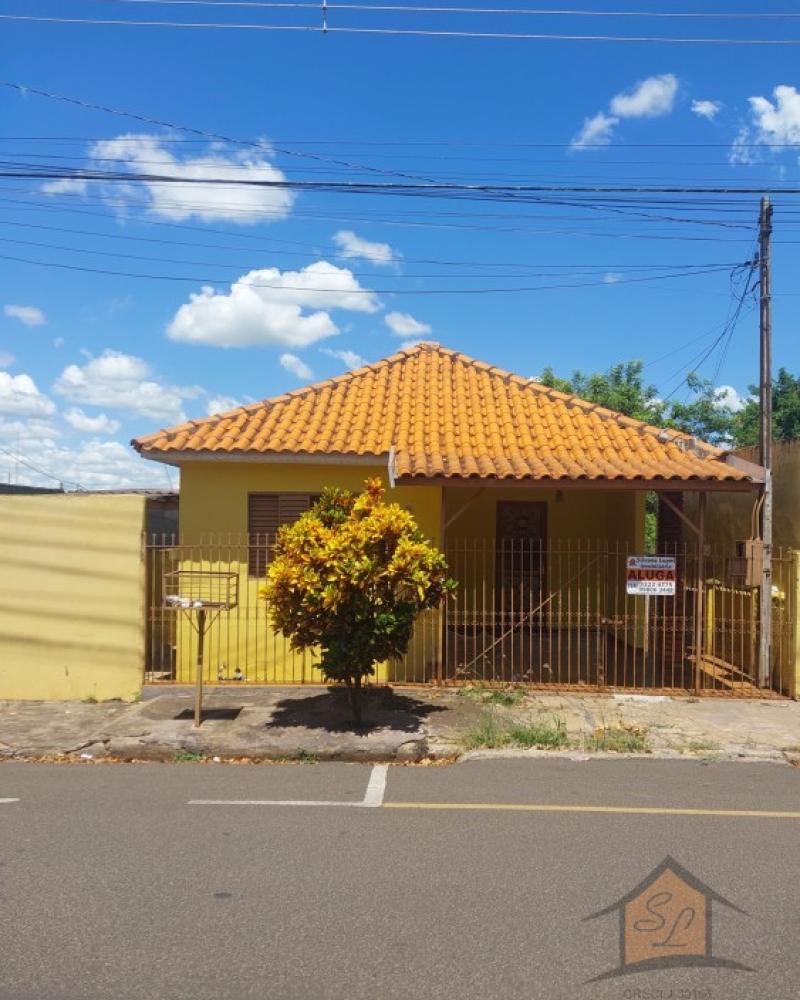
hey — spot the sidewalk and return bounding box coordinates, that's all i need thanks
[1,685,799,764]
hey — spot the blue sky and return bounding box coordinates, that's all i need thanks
[1,2,800,488]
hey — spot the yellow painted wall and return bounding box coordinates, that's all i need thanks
[680,442,798,696]
[0,494,146,701]
[174,462,442,684]
[443,486,645,625]
[684,440,800,552]
[172,465,649,685]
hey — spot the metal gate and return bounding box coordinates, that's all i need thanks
[144,535,795,695]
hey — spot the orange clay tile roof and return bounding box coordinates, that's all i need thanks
[132,342,754,485]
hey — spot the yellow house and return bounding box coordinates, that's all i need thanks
[133,342,766,693]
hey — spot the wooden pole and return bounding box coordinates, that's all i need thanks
[194,607,206,728]
[758,194,774,688]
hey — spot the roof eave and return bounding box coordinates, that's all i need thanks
[135,449,391,468]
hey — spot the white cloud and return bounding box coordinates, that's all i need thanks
[4,304,46,327]
[53,337,65,348]
[0,417,60,445]
[206,395,243,415]
[749,85,800,144]
[571,74,678,152]
[603,272,623,284]
[332,230,398,266]
[61,133,296,225]
[53,350,202,422]
[728,127,759,165]
[385,311,432,337]
[692,99,721,121]
[63,408,121,435]
[0,351,14,368]
[320,347,366,370]
[716,385,747,412]
[0,417,170,490]
[167,262,380,349]
[729,85,800,164]
[0,372,56,417]
[279,353,313,380]
[570,112,619,152]
[399,339,424,351]
[610,74,678,119]
[41,177,89,196]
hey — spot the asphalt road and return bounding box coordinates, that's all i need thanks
[1,758,799,1000]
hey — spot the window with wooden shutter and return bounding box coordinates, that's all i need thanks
[247,493,320,577]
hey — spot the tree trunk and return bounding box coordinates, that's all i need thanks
[345,674,364,728]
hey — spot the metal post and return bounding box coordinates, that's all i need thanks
[693,492,706,693]
[194,607,206,727]
[759,194,774,687]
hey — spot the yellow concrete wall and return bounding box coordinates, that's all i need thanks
[0,494,146,701]
[175,462,443,684]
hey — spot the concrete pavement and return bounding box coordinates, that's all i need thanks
[1,684,799,762]
[1,758,799,999]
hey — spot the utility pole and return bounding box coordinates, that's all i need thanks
[758,194,773,688]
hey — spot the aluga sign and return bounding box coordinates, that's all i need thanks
[625,556,677,597]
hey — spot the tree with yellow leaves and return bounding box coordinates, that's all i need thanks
[261,479,455,727]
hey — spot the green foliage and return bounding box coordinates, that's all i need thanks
[541,359,800,452]
[540,360,740,446]
[585,725,650,753]
[458,685,526,707]
[731,368,800,447]
[539,360,664,426]
[666,373,737,445]
[460,710,569,750]
[506,717,569,748]
[261,479,455,726]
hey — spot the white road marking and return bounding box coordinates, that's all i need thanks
[362,764,388,807]
[189,764,391,808]
[190,799,366,807]
[0,798,20,804]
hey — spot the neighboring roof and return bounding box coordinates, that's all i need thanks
[133,343,754,486]
[0,484,64,495]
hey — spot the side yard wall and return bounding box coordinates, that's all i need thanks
[681,442,800,696]
[0,494,147,701]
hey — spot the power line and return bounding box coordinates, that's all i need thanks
[3,13,800,43]
[0,81,435,186]
[0,231,736,280]
[0,443,85,490]
[5,162,800,197]
[89,0,800,18]
[0,250,738,293]
[0,216,743,271]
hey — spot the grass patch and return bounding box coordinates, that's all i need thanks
[295,749,319,764]
[458,685,527,707]
[685,739,720,755]
[461,711,569,750]
[82,696,98,705]
[460,712,511,750]
[506,717,569,749]
[586,725,650,754]
[174,750,205,763]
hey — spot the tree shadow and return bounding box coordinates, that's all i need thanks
[267,687,446,734]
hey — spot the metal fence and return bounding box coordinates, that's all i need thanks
[144,535,796,696]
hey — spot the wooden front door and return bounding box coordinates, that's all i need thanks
[495,501,548,611]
